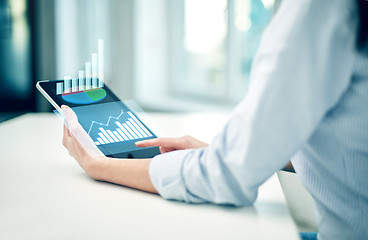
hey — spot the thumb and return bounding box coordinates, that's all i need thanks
[62,105,79,130]
[62,105,104,158]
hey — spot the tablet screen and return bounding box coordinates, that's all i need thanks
[38,80,159,157]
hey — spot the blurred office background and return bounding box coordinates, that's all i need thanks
[0,0,279,122]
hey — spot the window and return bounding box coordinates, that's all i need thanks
[169,0,275,103]
[54,0,135,101]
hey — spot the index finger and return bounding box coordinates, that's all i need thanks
[62,105,82,132]
[135,138,181,148]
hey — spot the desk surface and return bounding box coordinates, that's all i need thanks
[0,113,299,240]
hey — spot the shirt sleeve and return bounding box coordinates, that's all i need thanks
[149,0,357,206]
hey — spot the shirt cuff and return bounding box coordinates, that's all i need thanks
[149,149,195,202]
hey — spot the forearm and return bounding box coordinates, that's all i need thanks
[87,157,158,193]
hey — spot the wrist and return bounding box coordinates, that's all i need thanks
[84,155,105,180]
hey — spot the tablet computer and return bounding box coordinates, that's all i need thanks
[36,80,160,159]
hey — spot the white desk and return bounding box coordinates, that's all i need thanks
[0,113,299,240]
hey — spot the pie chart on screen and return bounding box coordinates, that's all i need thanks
[62,88,107,104]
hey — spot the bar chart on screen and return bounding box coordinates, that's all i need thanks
[88,110,153,146]
[57,39,106,105]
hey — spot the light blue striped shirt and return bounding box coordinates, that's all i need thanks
[149,0,368,239]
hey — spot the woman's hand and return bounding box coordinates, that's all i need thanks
[61,105,157,193]
[62,123,97,174]
[61,105,104,178]
[135,135,208,153]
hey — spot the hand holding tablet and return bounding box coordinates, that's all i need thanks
[62,105,105,158]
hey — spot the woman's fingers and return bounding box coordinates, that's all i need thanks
[61,105,104,158]
[62,105,79,130]
[63,123,71,138]
[136,138,185,154]
[136,138,183,149]
[134,139,154,147]
[63,124,69,148]
[136,135,208,155]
